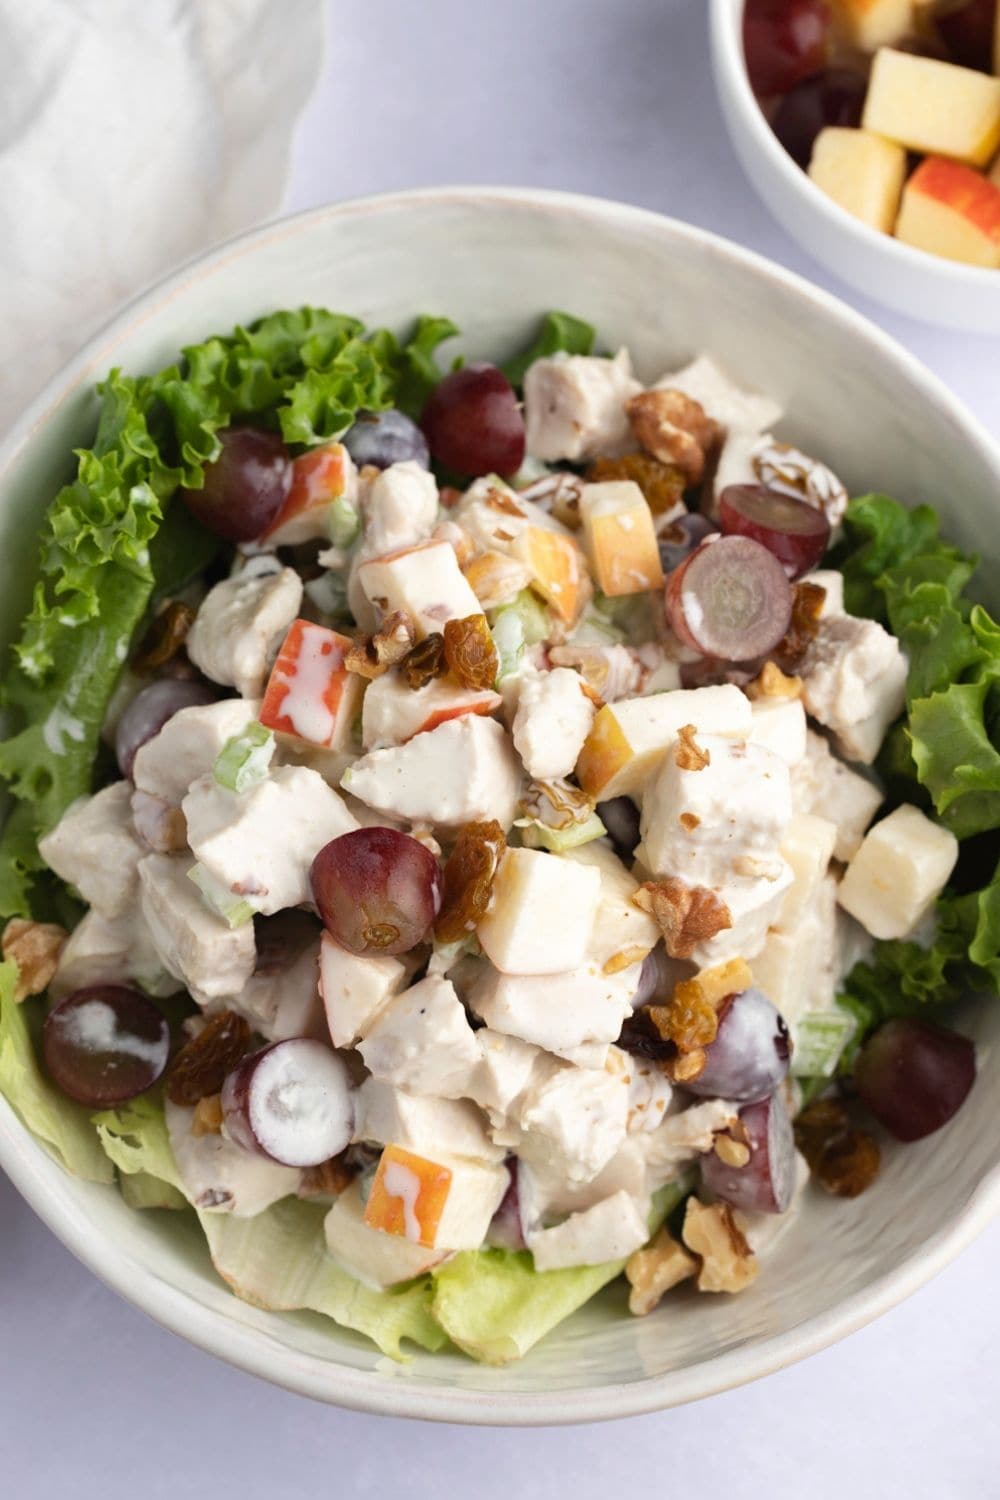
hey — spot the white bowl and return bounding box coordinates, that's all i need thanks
[1,188,999,1423]
[709,0,1000,332]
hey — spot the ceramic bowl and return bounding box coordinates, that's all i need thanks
[709,0,1000,333]
[1,187,999,1424]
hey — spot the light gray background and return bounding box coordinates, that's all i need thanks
[3,2,998,1494]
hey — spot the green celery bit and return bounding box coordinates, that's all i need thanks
[518,811,607,853]
[213,721,275,793]
[791,1011,856,1079]
[188,864,258,928]
[327,494,360,548]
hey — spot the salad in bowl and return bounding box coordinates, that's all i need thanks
[1,305,996,1367]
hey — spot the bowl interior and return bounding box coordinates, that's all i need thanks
[2,189,999,1423]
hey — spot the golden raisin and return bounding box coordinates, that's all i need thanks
[166,1011,251,1106]
[132,601,196,674]
[587,452,687,516]
[650,982,720,1054]
[775,581,826,671]
[443,615,500,692]
[401,633,448,690]
[435,820,507,944]
[794,1097,881,1199]
[298,1153,356,1199]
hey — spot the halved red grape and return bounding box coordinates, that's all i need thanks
[657,512,720,575]
[682,988,791,1102]
[744,0,831,97]
[420,364,525,477]
[936,0,997,70]
[310,827,442,957]
[665,535,793,661]
[221,1039,354,1167]
[43,985,170,1107]
[701,1093,796,1214]
[487,1160,526,1250]
[116,678,218,778]
[719,484,831,579]
[854,1017,975,1142]
[771,66,868,168]
[180,426,292,542]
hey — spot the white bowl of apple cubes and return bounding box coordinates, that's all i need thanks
[711,0,1000,331]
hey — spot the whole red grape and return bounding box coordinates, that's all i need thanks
[744,0,831,97]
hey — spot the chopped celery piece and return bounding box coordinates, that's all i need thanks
[213,721,274,793]
[327,494,360,548]
[792,1010,857,1078]
[491,590,552,680]
[305,569,350,620]
[518,811,607,852]
[188,863,259,928]
[491,610,525,681]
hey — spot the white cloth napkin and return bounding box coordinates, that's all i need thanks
[0,0,325,431]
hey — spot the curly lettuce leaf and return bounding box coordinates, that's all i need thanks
[92,1089,184,1198]
[831,493,969,622]
[198,1198,446,1360]
[0,963,113,1182]
[501,310,597,388]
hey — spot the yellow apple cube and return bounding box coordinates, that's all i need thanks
[863,47,1000,167]
[513,525,589,624]
[809,128,907,232]
[829,0,914,50]
[579,481,664,597]
[895,155,1000,266]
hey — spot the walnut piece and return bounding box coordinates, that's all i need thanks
[191,1094,224,1138]
[746,660,803,701]
[668,1047,707,1083]
[682,1198,759,1294]
[674,723,710,771]
[345,610,416,679]
[713,1132,752,1168]
[2,918,68,1001]
[298,1154,355,1199]
[602,944,650,976]
[625,389,722,485]
[626,1227,699,1315]
[633,878,732,960]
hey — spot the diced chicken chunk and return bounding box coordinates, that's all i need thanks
[186,566,303,699]
[357,539,481,638]
[138,853,256,1005]
[318,930,408,1047]
[790,730,883,862]
[512,668,596,781]
[644,1097,740,1181]
[477,847,602,974]
[799,614,907,764]
[466,1029,547,1120]
[325,1181,450,1288]
[802,568,845,615]
[342,714,522,830]
[358,975,482,1099]
[689,861,795,968]
[518,1135,650,1229]
[38,782,144,919]
[838,804,959,941]
[654,354,782,436]
[469,959,640,1062]
[361,460,439,557]
[362,671,501,751]
[523,349,641,462]
[133,699,259,807]
[514,1062,630,1184]
[183,765,357,916]
[352,1077,504,1164]
[527,1190,650,1271]
[230,934,325,1041]
[165,1099,298,1215]
[49,906,183,1001]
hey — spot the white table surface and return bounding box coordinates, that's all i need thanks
[3,1,998,1493]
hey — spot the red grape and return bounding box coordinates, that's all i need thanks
[343,408,430,469]
[744,0,831,97]
[43,985,170,1107]
[487,1160,526,1250]
[420,364,525,477]
[854,1017,975,1142]
[180,426,291,542]
[935,0,997,70]
[221,1038,354,1167]
[115,678,217,778]
[657,512,720,575]
[310,827,442,957]
[719,484,831,579]
[701,1093,796,1214]
[596,795,641,862]
[771,67,868,168]
[682,988,791,1102]
[665,535,793,661]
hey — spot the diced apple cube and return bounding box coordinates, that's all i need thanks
[776,813,838,932]
[862,47,1000,167]
[358,975,482,1098]
[318,930,408,1046]
[325,1181,450,1288]
[579,480,665,597]
[363,1144,509,1249]
[829,0,915,50]
[575,684,752,801]
[808,127,907,232]
[261,442,357,547]
[837,804,959,940]
[513,526,589,625]
[259,618,362,749]
[476,847,602,975]
[749,696,807,768]
[895,156,1000,268]
[357,539,482,637]
[361,671,501,750]
[527,1189,650,1271]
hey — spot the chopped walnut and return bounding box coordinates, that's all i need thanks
[345,610,417,679]
[462,550,532,610]
[713,1132,751,1168]
[668,1047,707,1083]
[625,389,722,485]
[674,723,710,771]
[1,918,67,1001]
[746,660,803,701]
[633,878,732,961]
[602,944,650,976]
[682,1198,759,1294]
[298,1154,355,1199]
[626,1227,699,1315]
[191,1094,224,1138]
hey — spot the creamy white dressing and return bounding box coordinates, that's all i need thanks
[42,705,86,755]
[60,999,166,1066]
[277,623,339,743]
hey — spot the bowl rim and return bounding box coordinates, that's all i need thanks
[708,0,1000,293]
[2,183,1000,1424]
